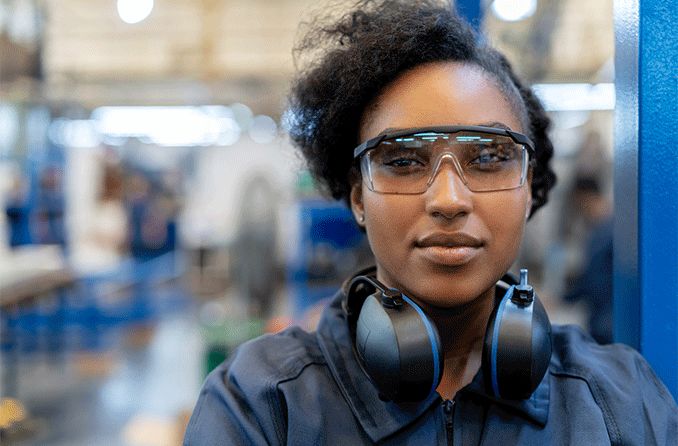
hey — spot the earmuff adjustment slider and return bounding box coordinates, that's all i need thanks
[380,289,404,309]
[511,268,535,306]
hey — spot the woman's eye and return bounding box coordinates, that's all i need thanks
[385,158,424,168]
[469,147,513,168]
[478,153,504,163]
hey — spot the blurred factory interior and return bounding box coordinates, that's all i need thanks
[0,0,617,444]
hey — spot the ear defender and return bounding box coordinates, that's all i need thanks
[344,269,552,403]
[482,269,552,400]
[345,276,443,402]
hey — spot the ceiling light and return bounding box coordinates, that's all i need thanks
[117,0,153,25]
[491,0,537,22]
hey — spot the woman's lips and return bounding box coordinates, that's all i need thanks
[416,245,481,266]
[415,233,483,266]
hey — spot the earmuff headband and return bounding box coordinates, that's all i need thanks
[398,294,441,396]
[490,285,514,397]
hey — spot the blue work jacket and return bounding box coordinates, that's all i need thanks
[185,288,678,445]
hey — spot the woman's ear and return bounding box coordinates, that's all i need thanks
[350,183,365,225]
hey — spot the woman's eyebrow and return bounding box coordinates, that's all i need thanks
[377,122,513,136]
[478,121,513,130]
[378,127,402,135]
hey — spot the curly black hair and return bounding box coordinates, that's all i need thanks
[287,0,556,217]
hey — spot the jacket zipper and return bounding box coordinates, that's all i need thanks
[443,399,455,445]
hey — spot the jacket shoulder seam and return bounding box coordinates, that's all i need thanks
[231,336,327,445]
[550,367,621,444]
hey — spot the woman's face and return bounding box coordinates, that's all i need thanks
[351,61,531,309]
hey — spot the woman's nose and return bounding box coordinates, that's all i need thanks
[424,159,474,219]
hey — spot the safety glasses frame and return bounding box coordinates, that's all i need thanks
[353,125,535,160]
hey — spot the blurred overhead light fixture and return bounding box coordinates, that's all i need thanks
[117,0,153,24]
[249,115,278,144]
[532,83,615,111]
[230,103,254,131]
[91,106,242,147]
[491,0,537,22]
[49,119,102,148]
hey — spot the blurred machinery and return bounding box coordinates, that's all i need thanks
[231,174,280,319]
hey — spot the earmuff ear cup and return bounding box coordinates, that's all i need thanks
[356,295,400,395]
[482,286,552,400]
[355,294,443,402]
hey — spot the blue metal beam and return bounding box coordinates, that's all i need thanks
[614,0,677,397]
[455,0,483,30]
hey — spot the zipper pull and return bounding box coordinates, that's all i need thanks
[443,399,455,444]
[443,400,455,420]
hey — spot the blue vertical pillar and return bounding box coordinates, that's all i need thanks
[614,0,677,397]
[455,0,482,30]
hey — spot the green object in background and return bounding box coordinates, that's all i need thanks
[201,318,265,377]
[295,170,321,198]
[205,345,230,377]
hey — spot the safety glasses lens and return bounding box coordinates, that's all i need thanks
[362,132,527,194]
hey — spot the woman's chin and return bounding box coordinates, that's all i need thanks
[404,286,490,311]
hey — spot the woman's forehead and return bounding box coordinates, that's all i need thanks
[359,62,524,142]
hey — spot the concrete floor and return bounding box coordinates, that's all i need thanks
[3,310,205,446]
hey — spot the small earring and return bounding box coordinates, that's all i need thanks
[359,214,365,223]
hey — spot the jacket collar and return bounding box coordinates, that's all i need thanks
[316,293,442,443]
[461,359,550,426]
[316,270,550,443]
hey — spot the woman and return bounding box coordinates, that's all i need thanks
[185,1,677,444]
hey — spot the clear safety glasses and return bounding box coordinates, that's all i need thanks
[353,125,535,194]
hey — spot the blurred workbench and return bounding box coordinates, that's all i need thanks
[0,245,75,443]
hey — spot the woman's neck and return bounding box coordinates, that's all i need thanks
[422,286,496,400]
